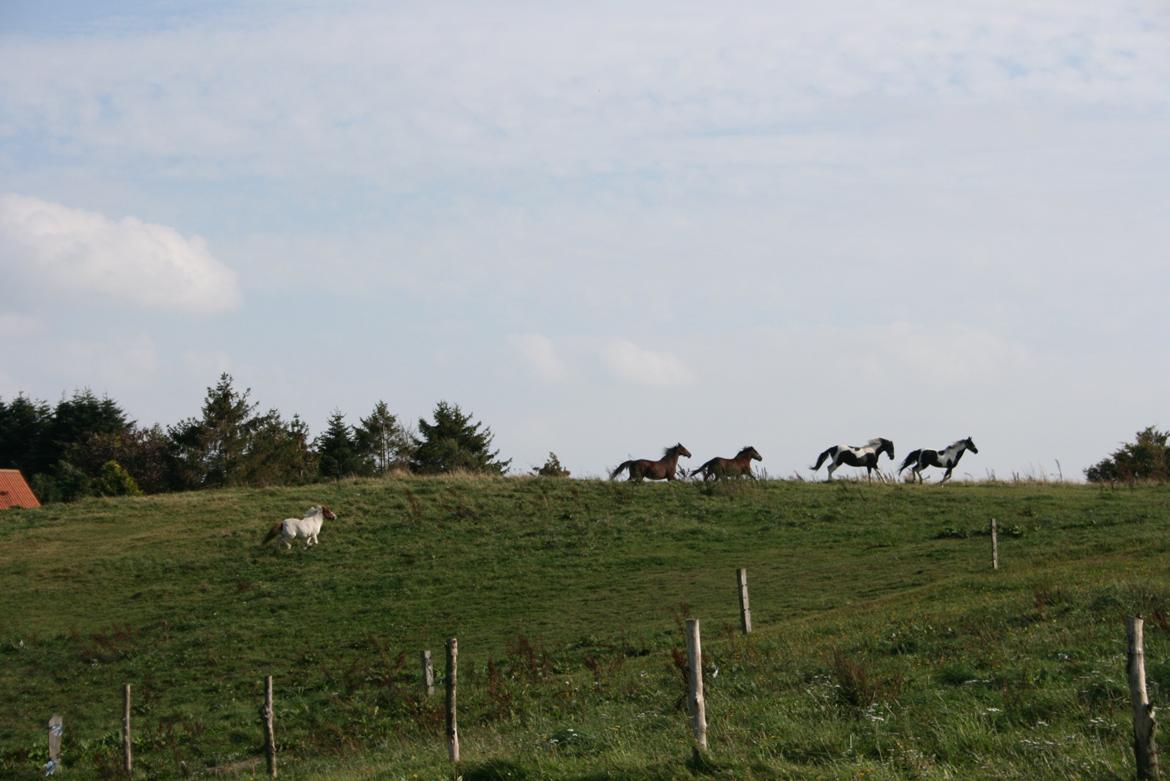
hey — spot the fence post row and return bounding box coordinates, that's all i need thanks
[685,618,708,751]
[123,684,132,775]
[737,568,752,634]
[1128,616,1159,780]
[446,637,460,764]
[264,675,277,778]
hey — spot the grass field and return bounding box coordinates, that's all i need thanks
[2,476,1169,779]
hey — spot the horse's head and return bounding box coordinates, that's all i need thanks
[739,446,763,462]
[321,505,337,520]
[877,438,895,460]
[670,443,692,459]
[964,437,978,454]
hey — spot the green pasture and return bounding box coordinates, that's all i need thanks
[1,477,1169,779]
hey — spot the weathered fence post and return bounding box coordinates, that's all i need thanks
[446,637,459,764]
[685,618,708,751]
[736,568,752,634]
[263,675,277,778]
[123,683,132,775]
[991,518,999,571]
[422,649,435,697]
[45,714,63,775]
[1128,616,1159,779]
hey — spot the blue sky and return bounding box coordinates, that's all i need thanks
[2,1,1168,479]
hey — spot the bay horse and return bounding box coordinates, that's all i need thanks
[899,437,978,483]
[263,505,337,548]
[610,443,691,482]
[811,438,895,481]
[691,446,762,481]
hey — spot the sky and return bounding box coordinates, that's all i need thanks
[1,1,1168,480]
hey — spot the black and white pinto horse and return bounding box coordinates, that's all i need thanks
[811,438,895,481]
[899,437,978,483]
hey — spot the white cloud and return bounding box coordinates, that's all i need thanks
[0,194,240,314]
[509,333,568,383]
[601,339,694,387]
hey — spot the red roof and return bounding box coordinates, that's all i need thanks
[0,469,40,509]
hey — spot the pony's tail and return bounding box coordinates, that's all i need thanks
[811,447,834,471]
[610,461,632,480]
[899,450,921,472]
[263,523,282,544]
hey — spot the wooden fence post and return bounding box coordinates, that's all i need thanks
[685,618,708,751]
[422,650,435,697]
[263,675,277,778]
[123,683,132,775]
[736,568,752,634]
[446,637,460,764]
[991,518,999,571]
[46,714,63,775]
[1128,616,1159,779]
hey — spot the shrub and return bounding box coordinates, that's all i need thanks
[533,452,570,477]
[1085,426,1170,482]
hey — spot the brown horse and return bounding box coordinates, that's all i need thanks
[610,443,692,481]
[691,446,762,481]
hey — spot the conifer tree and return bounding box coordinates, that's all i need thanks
[411,401,510,475]
[316,410,360,480]
[166,374,258,488]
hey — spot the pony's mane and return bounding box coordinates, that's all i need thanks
[664,444,683,456]
[943,438,968,451]
[738,445,756,455]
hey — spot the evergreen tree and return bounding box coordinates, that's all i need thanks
[166,374,258,488]
[29,389,131,477]
[411,401,510,475]
[0,394,51,471]
[316,410,360,480]
[243,410,317,485]
[355,400,412,474]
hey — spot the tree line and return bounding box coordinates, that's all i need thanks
[0,374,510,502]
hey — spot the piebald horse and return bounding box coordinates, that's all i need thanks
[899,437,978,483]
[692,446,762,481]
[263,505,337,548]
[811,438,895,481]
[610,443,691,482]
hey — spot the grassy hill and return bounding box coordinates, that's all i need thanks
[2,476,1169,779]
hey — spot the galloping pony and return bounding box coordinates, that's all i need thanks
[811,438,895,481]
[899,437,978,483]
[263,505,337,548]
[610,443,692,482]
[692,446,762,481]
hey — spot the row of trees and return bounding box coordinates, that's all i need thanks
[0,374,510,502]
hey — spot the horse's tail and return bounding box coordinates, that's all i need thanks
[811,447,835,471]
[899,450,921,472]
[263,522,283,544]
[610,461,633,480]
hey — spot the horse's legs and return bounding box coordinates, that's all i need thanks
[826,463,836,481]
[941,467,953,484]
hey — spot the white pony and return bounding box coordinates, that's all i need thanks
[263,505,337,548]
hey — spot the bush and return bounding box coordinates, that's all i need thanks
[96,460,142,497]
[1085,426,1170,482]
[533,452,570,478]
